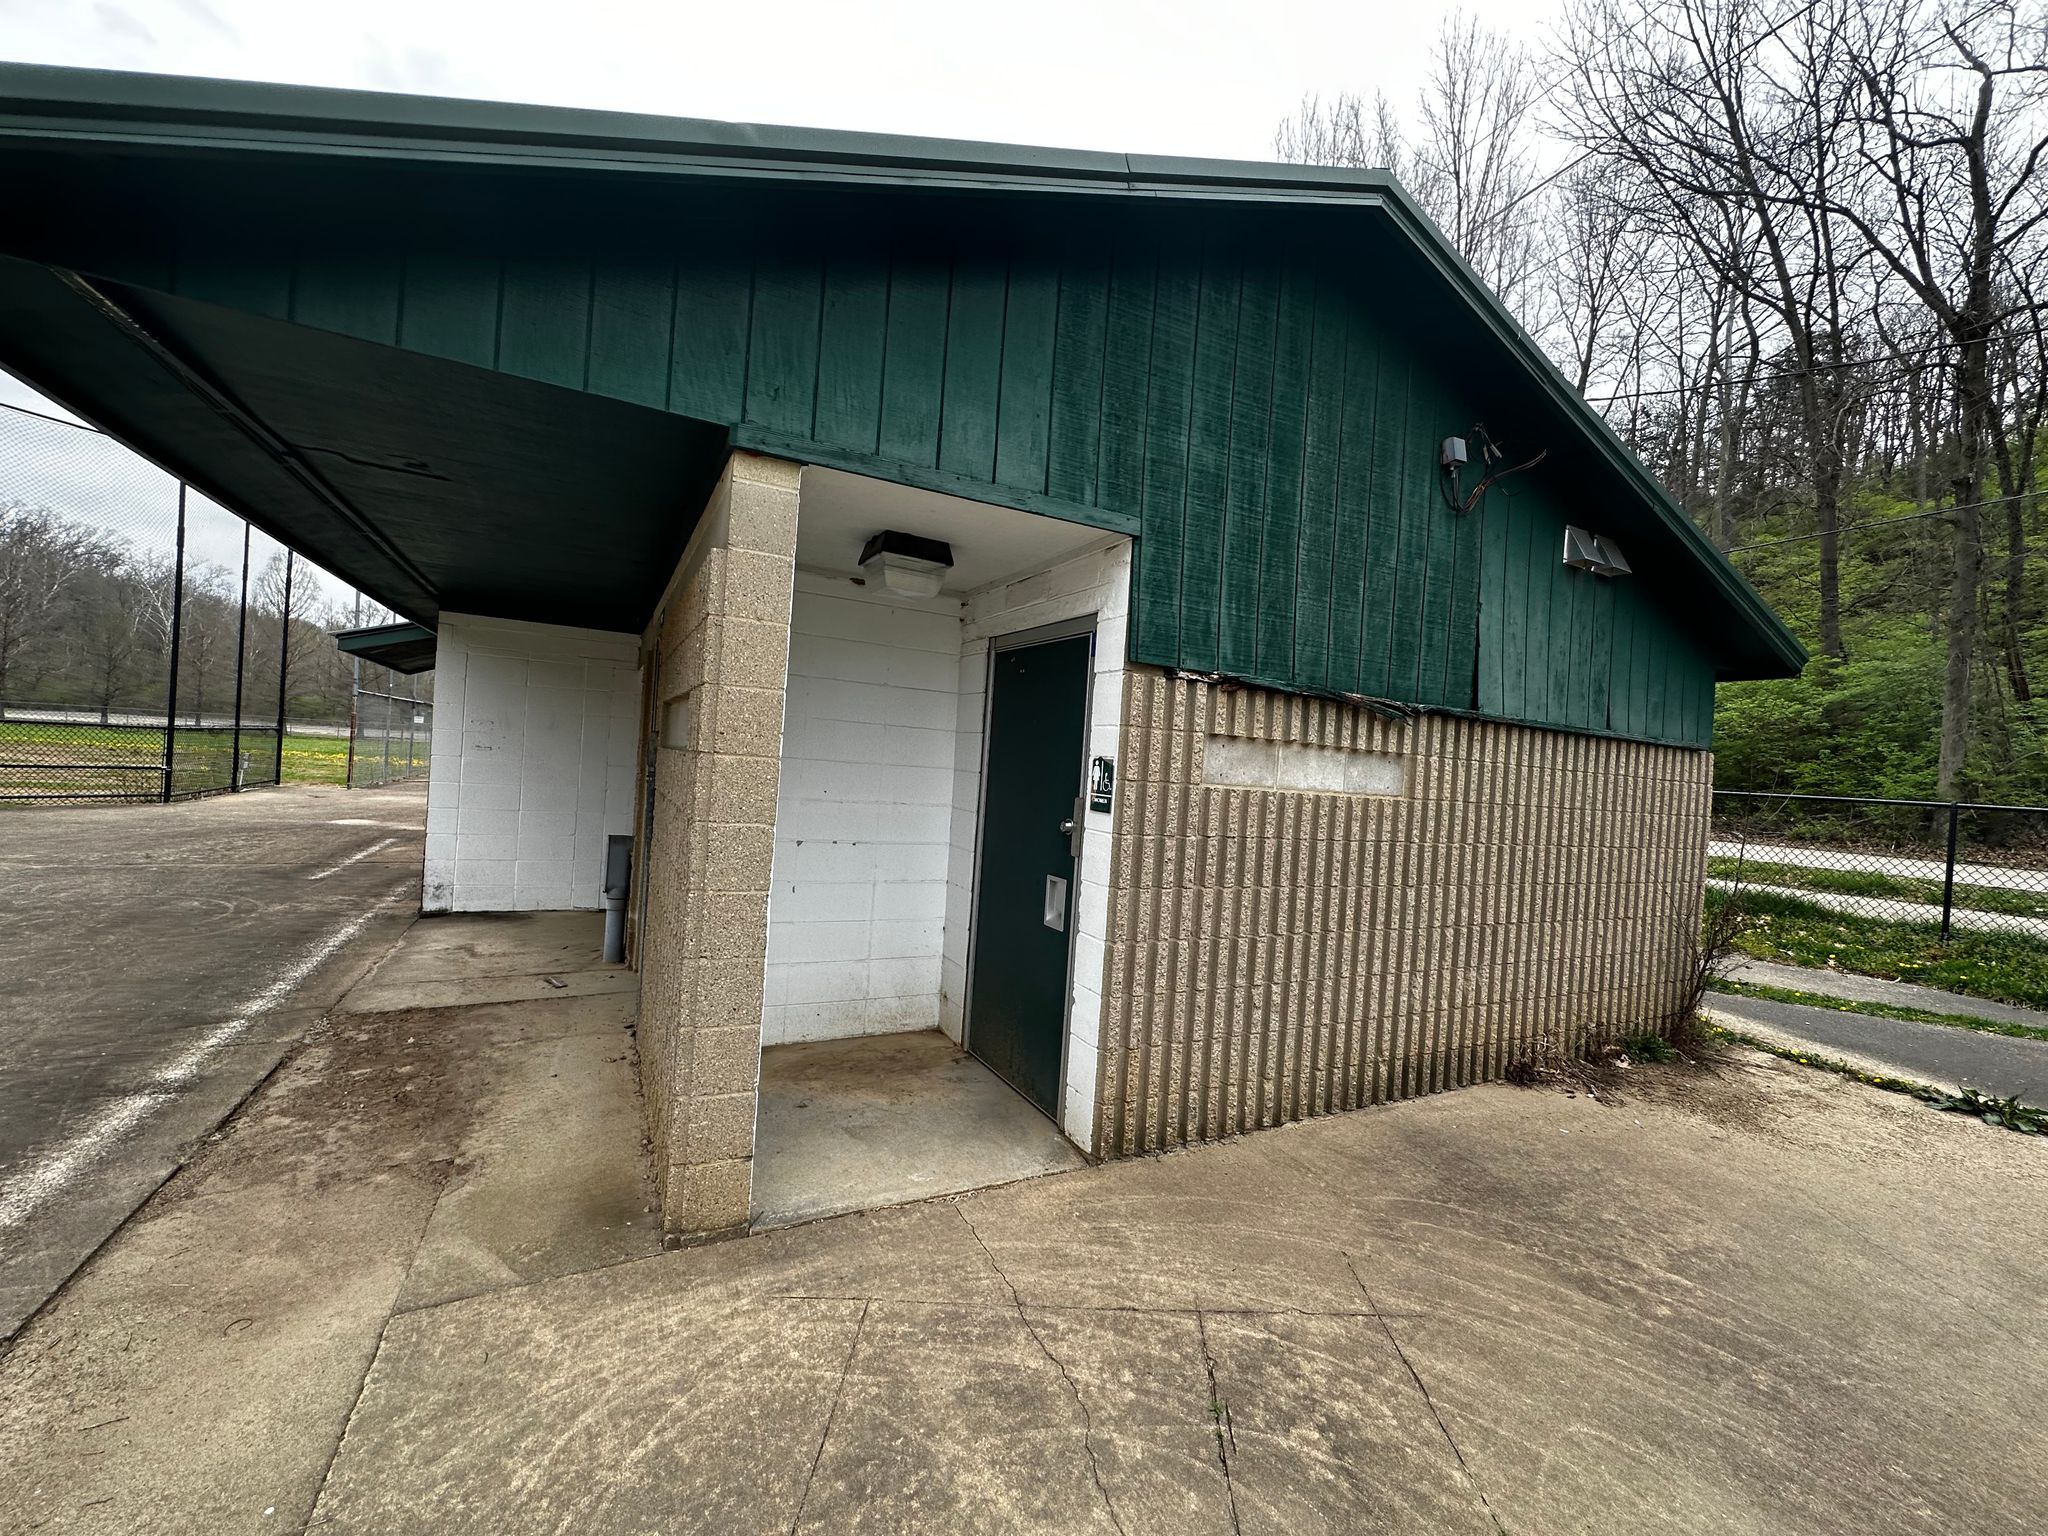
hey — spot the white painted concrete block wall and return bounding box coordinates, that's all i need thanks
[761,575,963,1045]
[422,613,640,914]
[945,540,1132,1148]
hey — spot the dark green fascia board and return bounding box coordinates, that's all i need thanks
[333,620,436,674]
[0,62,1804,678]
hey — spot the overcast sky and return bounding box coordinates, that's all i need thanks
[3,0,1555,159]
[0,0,1554,609]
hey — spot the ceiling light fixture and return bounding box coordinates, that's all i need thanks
[859,529,955,598]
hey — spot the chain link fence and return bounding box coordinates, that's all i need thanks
[1,395,429,803]
[348,678,433,788]
[1712,790,2048,941]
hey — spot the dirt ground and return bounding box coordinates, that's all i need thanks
[1,922,2041,1536]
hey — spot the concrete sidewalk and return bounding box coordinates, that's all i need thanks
[3,929,2044,1535]
[1712,957,2048,1100]
[1706,992,2048,1100]
[1726,955,2048,1030]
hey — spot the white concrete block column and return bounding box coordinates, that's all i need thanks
[422,613,640,913]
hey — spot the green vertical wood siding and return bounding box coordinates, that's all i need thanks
[119,195,1717,746]
[1476,485,1714,746]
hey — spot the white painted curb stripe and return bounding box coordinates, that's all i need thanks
[307,837,400,881]
[0,884,410,1233]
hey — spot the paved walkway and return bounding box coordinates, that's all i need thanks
[1725,956,2048,1030]
[1712,956,2048,1100]
[1705,993,2048,1101]
[1709,837,2048,894]
[2,958,2043,1534]
[0,783,424,1338]
[1708,876,2048,939]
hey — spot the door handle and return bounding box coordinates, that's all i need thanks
[1044,875,1068,931]
[1059,818,1075,836]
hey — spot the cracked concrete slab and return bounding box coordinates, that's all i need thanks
[1199,1310,1497,1533]
[315,1293,866,1534]
[791,1299,1234,1536]
[951,1141,1383,1315]
[9,987,2047,1535]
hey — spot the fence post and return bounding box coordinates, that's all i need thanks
[344,593,361,791]
[229,523,249,790]
[273,550,293,785]
[160,483,188,803]
[1940,800,1961,942]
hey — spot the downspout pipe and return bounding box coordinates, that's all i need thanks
[601,834,631,965]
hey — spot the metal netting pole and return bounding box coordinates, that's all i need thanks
[407,673,418,777]
[160,483,188,803]
[345,593,361,790]
[1940,801,1961,942]
[229,523,250,790]
[273,550,293,785]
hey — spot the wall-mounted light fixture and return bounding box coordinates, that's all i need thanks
[1562,525,1632,577]
[859,529,955,598]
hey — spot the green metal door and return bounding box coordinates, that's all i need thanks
[966,631,1092,1118]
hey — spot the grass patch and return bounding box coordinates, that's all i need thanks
[1708,885,2048,1010]
[1711,1025,2048,1135]
[280,732,351,786]
[1620,1031,1680,1062]
[1708,855,2048,920]
[1707,979,2048,1042]
[1,721,358,793]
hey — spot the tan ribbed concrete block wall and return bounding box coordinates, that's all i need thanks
[1095,667,1711,1157]
[635,451,798,1235]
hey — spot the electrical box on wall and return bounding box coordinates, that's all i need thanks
[1090,756,1115,813]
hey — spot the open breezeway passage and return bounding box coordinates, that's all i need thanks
[0,783,424,1337]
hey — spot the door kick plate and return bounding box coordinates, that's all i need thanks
[1043,875,1068,932]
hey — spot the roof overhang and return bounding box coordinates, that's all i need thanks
[333,621,436,675]
[0,62,1806,678]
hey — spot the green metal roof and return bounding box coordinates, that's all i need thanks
[0,63,1805,694]
[333,620,436,674]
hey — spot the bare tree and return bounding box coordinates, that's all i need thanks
[1276,12,1544,305]
[1274,89,1405,175]
[1824,0,2048,794]
[1555,0,1877,658]
[1410,13,1546,306]
[1535,163,1652,393]
[78,569,144,721]
[0,501,120,699]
